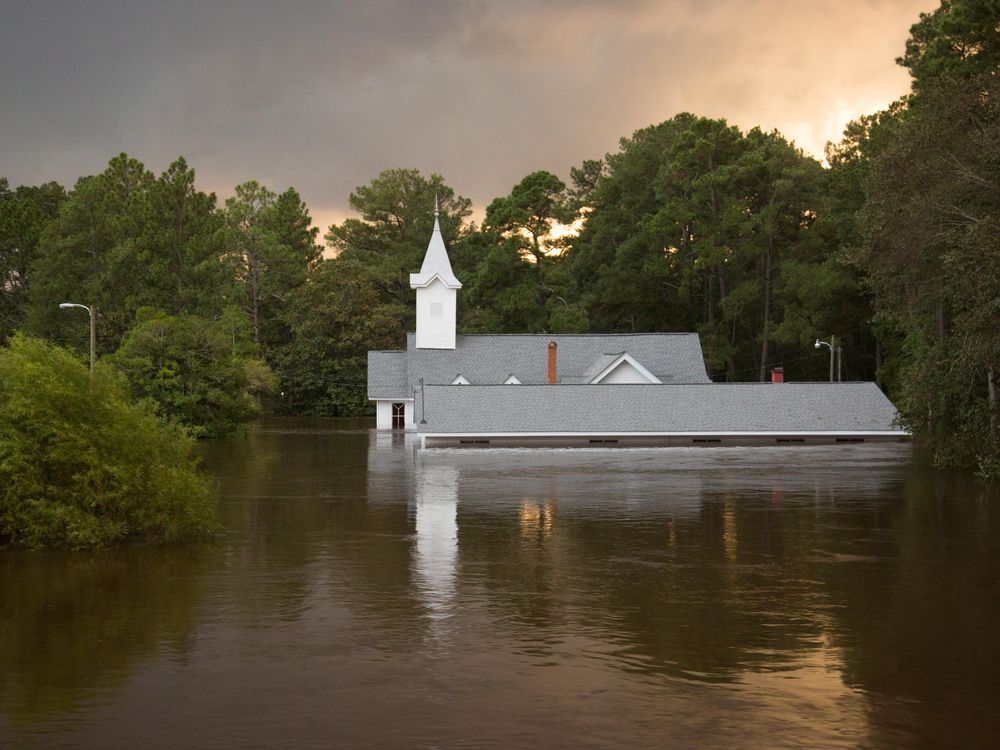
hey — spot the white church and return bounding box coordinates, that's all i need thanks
[368,205,908,448]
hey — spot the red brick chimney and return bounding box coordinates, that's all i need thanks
[771,367,784,384]
[548,341,558,384]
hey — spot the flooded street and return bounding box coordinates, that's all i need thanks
[3,419,1000,748]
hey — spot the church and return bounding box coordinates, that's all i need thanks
[367,205,907,448]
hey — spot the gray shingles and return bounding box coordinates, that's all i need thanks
[416,383,904,434]
[367,351,408,399]
[404,333,710,387]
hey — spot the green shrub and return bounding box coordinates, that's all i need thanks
[109,311,277,438]
[0,334,217,548]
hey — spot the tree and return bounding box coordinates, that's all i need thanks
[0,334,217,547]
[898,0,1000,94]
[570,115,709,336]
[0,180,66,342]
[857,71,1000,476]
[108,311,276,438]
[457,228,550,334]
[326,168,472,343]
[274,258,397,416]
[25,154,154,351]
[739,129,824,380]
[222,181,320,348]
[134,157,228,317]
[484,171,577,319]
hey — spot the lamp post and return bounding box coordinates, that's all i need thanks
[59,303,96,372]
[814,336,835,383]
[419,377,428,424]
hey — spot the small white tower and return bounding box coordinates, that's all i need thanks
[410,198,461,349]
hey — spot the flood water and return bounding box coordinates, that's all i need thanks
[2,419,1000,748]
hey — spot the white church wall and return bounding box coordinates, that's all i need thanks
[376,400,393,430]
[415,279,456,349]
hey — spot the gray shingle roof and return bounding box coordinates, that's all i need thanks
[415,383,905,435]
[404,333,710,387]
[367,351,408,400]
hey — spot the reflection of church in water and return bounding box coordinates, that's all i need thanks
[367,431,908,630]
[365,431,714,623]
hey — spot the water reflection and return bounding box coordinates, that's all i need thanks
[4,427,1000,749]
[412,463,458,622]
[0,544,215,726]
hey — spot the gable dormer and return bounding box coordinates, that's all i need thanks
[410,198,461,350]
[588,353,662,384]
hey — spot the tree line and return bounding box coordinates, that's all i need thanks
[1,0,997,476]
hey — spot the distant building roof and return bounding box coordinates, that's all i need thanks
[414,382,905,435]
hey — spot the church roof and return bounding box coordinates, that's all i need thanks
[409,204,461,289]
[407,333,710,388]
[368,333,710,399]
[367,350,409,399]
[414,382,905,436]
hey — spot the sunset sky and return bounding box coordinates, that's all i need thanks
[2,0,936,233]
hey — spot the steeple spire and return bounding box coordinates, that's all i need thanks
[410,200,461,290]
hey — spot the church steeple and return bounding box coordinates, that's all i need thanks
[410,196,461,289]
[410,198,461,349]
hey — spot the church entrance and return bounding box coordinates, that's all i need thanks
[391,402,406,430]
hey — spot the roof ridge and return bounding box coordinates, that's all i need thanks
[449,332,701,338]
[420,381,878,386]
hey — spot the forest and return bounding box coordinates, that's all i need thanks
[1,0,997,478]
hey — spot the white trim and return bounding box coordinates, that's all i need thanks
[450,374,470,385]
[409,271,462,289]
[589,353,662,384]
[418,430,910,438]
[503,374,521,384]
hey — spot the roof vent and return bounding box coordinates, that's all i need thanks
[548,342,557,384]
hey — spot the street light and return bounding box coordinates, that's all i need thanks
[419,377,427,424]
[59,303,96,372]
[815,336,836,383]
[816,336,844,383]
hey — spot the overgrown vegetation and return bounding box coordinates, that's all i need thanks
[0,335,217,548]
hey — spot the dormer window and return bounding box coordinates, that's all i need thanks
[451,375,470,385]
[503,375,521,385]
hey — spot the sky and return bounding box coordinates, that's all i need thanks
[1,0,936,234]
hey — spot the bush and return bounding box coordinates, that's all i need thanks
[109,311,277,438]
[0,334,217,548]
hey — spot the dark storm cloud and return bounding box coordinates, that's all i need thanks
[1,0,934,232]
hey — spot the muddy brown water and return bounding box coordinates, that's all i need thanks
[2,418,999,748]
